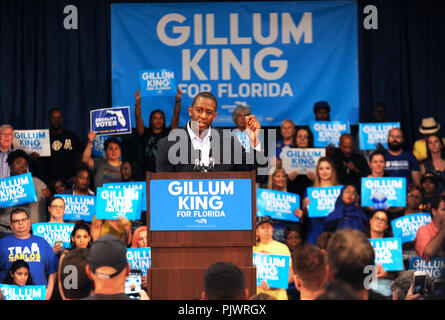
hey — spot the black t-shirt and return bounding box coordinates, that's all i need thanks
[139,127,170,173]
[42,129,83,183]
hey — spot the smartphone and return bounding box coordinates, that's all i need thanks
[413,271,426,296]
[125,269,142,300]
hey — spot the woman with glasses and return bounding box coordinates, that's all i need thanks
[323,185,368,233]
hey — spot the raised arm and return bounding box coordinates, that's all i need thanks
[81,131,96,171]
[134,89,145,137]
[170,87,182,129]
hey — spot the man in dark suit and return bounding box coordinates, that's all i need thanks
[156,91,268,174]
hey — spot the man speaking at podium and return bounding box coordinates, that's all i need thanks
[156,91,268,174]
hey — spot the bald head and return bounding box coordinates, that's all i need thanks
[339,134,354,158]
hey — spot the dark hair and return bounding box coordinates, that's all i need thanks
[426,133,445,163]
[121,160,142,181]
[284,224,304,241]
[47,196,65,208]
[48,108,63,117]
[6,150,29,168]
[366,210,393,237]
[431,195,445,211]
[369,149,386,162]
[103,137,121,151]
[70,222,92,249]
[59,248,93,299]
[295,126,314,148]
[327,228,375,291]
[74,162,91,177]
[49,178,67,195]
[192,91,218,110]
[317,232,333,251]
[204,262,245,300]
[148,109,166,132]
[3,260,34,285]
[10,208,29,222]
[292,244,327,291]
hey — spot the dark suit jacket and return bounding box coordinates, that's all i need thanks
[156,126,267,173]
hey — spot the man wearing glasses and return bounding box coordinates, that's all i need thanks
[0,124,14,179]
[0,208,59,300]
[384,128,420,185]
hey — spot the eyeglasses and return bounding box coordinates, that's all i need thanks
[344,189,358,196]
[11,217,29,224]
[372,217,387,224]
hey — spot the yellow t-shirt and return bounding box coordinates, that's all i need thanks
[253,240,292,300]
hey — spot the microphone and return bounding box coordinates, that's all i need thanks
[208,147,215,172]
[194,149,201,172]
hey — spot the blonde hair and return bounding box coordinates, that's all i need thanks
[267,166,288,192]
[314,157,338,187]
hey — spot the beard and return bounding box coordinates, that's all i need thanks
[388,141,403,152]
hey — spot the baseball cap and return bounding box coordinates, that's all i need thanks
[256,215,273,227]
[87,234,128,279]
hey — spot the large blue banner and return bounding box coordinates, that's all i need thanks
[253,252,290,289]
[369,237,404,272]
[0,285,46,300]
[111,1,358,127]
[150,179,252,230]
[391,213,432,243]
[0,173,37,208]
[256,188,300,222]
[361,177,406,208]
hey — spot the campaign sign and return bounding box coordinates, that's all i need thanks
[150,179,252,230]
[391,213,432,243]
[253,252,290,289]
[369,237,404,271]
[310,121,350,147]
[280,148,325,175]
[96,187,143,220]
[359,122,400,150]
[0,285,46,300]
[90,106,132,136]
[232,131,251,153]
[361,177,406,207]
[127,248,151,275]
[139,69,177,96]
[104,181,147,211]
[256,188,300,222]
[0,173,37,208]
[307,185,343,218]
[32,223,75,249]
[55,194,96,222]
[409,257,445,280]
[12,129,51,157]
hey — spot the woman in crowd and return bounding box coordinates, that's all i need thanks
[91,216,132,247]
[404,184,423,215]
[2,260,34,286]
[60,163,94,196]
[131,226,149,289]
[121,160,142,182]
[50,178,67,195]
[287,126,315,198]
[70,222,93,250]
[367,210,392,239]
[367,150,387,178]
[81,132,122,191]
[419,173,438,212]
[420,133,445,194]
[302,157,340,244]
[323,185,368,233]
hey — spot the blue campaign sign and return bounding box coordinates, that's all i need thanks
[150,179,252,230]
[369,237,404,271]
[307,185,343,218]
[127,248,151,275]
[361,177,406,208]
[0,173,37,209]
[56,194,96,222]
[409,257,445,280]
[96,187,143,220]
[139,69,177,96]
[256,188,300,222]
[391,213,432,243]
[280,147,325,175]
[32,223,75,249]
[111,1,358,127]
[358,122,400,150]
[12,129,51,157]
[90,106,132,136]
[0,285,46,300]
[310,121,350,147]
[104,181,147,211]
[253,252,290,289]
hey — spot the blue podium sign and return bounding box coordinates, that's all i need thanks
[150,179,252,230]
[361,177,406,207]
[256,188,300,222]
[307,185,343,218]
[369,237,404,271]
[253,252,290,289]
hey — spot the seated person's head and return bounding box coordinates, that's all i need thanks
[292,244,327,294]
[59,248,94,300]
[202,262,248,300]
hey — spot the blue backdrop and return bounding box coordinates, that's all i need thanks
[111,1,358,127]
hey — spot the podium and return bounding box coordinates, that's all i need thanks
[146,171,257,300]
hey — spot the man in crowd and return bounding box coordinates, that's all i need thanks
[42,108,83,184]
[275,119,295,162]
[384,127,420,185]
[201,262,249,300]
[292,243,328,300]
[0,124,14,179]
[415,195,445,260]
[313,101,331,121]
[0,208,59,299]
[329,133,370,191]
